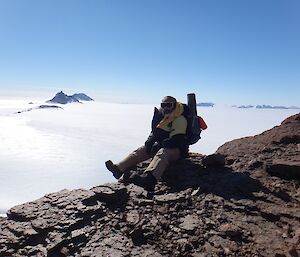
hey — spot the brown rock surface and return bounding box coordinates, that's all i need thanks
[217,112,300,178]
[0,113,299,257]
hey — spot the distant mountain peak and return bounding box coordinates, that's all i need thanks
[197,102,215,107]
[71,93,94,101]
[234,104,300,110]
[47,91,93,104]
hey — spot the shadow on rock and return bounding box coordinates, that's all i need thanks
[121,153,292,205]
[162,157,291,204]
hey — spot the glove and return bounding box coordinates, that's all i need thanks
[162,138,175,148]
[150,142,161,154]
[145,135,156,154]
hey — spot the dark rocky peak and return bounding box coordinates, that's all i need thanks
[71,93,94,101]
[47,91,80,104]
[46,91,93,104]
[0,113,299,256]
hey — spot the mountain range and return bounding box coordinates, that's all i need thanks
[47,91,94,104]
[235,104,300,110]
[16,91,94,114]
[197,102,215,107]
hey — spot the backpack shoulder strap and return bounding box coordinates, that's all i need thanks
[182,103,190,118]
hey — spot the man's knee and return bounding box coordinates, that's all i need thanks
[129,146,151,159]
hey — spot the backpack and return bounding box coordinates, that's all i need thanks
[183,104,208,145]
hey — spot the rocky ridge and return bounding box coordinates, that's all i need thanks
[0,114,299,257]
[47,91,93,104]
[16,105,63,114]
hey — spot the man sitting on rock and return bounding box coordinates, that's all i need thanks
[105,96,189,191]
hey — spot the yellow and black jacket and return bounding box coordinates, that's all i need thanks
[145,102,189,157]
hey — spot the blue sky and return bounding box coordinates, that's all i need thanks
[0,0,299,105]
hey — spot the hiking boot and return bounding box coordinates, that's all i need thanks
[118,170,136,184]
[105,160,123,179]
[130,173,157,191]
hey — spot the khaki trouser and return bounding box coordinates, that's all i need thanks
[117,146,181,180]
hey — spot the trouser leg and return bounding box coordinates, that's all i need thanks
[145,148,181,181]
[117,146,152,172]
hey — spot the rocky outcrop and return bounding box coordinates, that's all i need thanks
[71,93,94,102]
[16,92,93,114]
[16,105,63,114]
[47,91,94,105]
[217,112,300,180]
[47,91,80,104]
[0,113,299,257]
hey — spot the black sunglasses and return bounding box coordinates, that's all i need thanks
[161,102,175,108]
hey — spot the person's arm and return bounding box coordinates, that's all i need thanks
[145,107,164,154]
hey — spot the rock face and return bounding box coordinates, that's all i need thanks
[1,113,299,257]
[217,112,300,180]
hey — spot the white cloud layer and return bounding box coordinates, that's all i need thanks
[0,100,298,214]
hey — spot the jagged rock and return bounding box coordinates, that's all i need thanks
[91,183,128,204]
[0,113,300,256]
[218,223,243,239]
[266,161,300,180]
[71,93,94,101]
[47,91,80,104]
[47,91,93,104]
[202,153,225,167]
